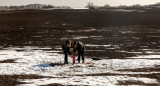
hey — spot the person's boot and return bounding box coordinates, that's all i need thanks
[82,61,84,64]
[64,61,69,64]
[78,61,80,63]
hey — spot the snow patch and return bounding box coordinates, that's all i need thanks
[0,46,160,85]
[85,44,111,47]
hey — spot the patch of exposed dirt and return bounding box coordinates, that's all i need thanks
[41,84,78,86]
[116,67,160,72]
[0,59,16,63]
[76,73,160,85]
[117,80,158,85]
[49,63,65,66]
[0,9,160,85]
[0,75,46,86]
[40,83,63,86]
[0,10,160,59]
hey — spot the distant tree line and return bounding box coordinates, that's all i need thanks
[0,4,71,10]
[86,2,160,9]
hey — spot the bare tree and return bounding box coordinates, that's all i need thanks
[119,5,127,8]
[131,4,141,8]
[104,4,110,8]
[86,2,96,9]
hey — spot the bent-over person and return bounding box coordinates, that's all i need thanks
[73,41,85,63]
[62,40,72,64]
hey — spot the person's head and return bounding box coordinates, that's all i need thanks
[66,40,71,44]
[73,41,78,49]
[66,40,71,48]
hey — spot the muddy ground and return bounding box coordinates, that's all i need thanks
[0,8,160,85]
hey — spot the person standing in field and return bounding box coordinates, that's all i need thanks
[73,41,85,63]
[62,40,72,64]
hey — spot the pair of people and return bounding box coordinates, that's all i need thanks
[62,40,85,64]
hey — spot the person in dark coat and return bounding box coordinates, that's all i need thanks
[62,40,72,64]
[73,41,85,63]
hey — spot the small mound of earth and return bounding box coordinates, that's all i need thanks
[91,57,102,60]
[49,63,65,66]
[118,80,145,85]
[0,75,45,86]
[41,83,62,86]
[0,59,17,63]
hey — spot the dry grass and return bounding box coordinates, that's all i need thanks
[0,59,16,63]
[49,63,65,66]
[40,83,63,86]
[117,80,159,85]
[116,67,160,72]
[0,75,46,86]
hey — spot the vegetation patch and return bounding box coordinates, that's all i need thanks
[118,80,145,85]
[0,59,17,63]
[0,75,46,86]
[40,83,63,86]
[49,63,65,66]
[116,67,160,72]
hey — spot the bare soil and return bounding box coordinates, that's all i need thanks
[0,59,16,63]
[0,75,46,86]
[0,8,160,85]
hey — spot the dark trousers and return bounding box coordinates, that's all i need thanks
[78,51,84,62]
[64,52,68,63]
[63,47,71,63]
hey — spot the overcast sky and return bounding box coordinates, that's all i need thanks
[0,0,160,8]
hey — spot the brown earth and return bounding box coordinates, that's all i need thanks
[0,75,46,86]
[0,8,160,85]
[0,9,160,58]
[0,59,16,63]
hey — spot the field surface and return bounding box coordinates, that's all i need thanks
[0,9,160,85]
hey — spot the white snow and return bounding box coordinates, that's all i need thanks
[127,55,160,59]
[73,8,89,9]
[85,44,111,47]
[60,36,89,40]
[0,46,159,85]
[66,30,75,32]
[113,9,145,12]
[18,76,158,86]
[85,50,106,52]
[90,36,103,38]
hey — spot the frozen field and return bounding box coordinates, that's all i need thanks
[0,25,160,85]
[0,46,160,85]
[1,9,160,85]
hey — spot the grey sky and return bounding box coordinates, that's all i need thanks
[0,0,160,8]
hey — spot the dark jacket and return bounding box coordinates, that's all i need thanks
[73,41,85,53]
[62,40,73,55]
